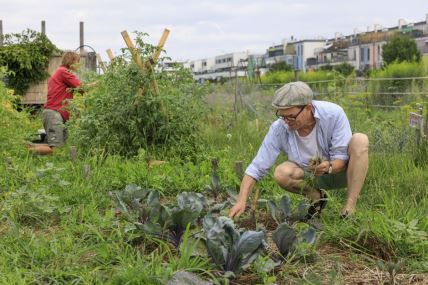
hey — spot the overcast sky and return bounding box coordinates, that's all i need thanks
[1,0,427,62]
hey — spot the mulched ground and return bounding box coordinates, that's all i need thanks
[232,211,428,285]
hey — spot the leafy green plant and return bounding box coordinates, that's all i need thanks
[376,259,405,285]
[202,214,266,278]
[0,186,69,226]
[267,194,310,225]
[69,31,207,158]
[0,29,58,94]
[382,33,421,66]
[272,223,316,258]
[369,61,426,105]
[205,158,221,199]
[111,185,206,247]
[0,67,33,156]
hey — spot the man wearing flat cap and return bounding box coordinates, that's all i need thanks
[229,81,369,219]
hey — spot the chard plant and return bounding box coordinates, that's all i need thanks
[202,214,266,278]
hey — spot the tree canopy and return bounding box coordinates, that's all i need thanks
[382,33,421,66]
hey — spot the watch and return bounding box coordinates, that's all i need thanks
[328,161,333,174]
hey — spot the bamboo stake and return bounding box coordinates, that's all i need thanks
[96,54,106,73]
[106,49,114,60]
[152,28,170,63]
[121,30,143,68]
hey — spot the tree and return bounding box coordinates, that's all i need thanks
[382,33,421,66]
[0,29,58,95]
[333,62,354,76]
[269,61,293,72]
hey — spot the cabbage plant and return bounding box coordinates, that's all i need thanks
[268,194,310,225]
[111,185,206,247]
[272,223,316,258]
[202,214,266,278]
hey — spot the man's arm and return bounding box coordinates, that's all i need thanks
[229,175,257,218]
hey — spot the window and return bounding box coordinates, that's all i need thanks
[367,47,370,61]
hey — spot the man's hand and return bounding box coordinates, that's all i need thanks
[229,201,246,218]
[310,160,329,176]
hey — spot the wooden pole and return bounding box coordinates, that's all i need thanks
[416,104,423,146]
[96,53,107,73]
[152,28,170,63]
[83,164,91,180]
[234,68,238,121]
[6,157,12,170]
[41,21,46,35]
[0,20,3,46]
[294,69,299,81]
[234,161,244,180]
[140,29,170,96]
[70,146,77,163]
[424,103,428,138]
[121,30,143,68]
[79,22,84,54]
[106,49,114,60]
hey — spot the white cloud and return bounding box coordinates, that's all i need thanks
[0,0,426,60]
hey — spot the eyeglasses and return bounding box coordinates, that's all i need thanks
[276,106,306,122]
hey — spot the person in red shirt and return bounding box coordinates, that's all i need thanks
[29,51,83,155]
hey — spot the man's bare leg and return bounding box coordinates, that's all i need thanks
[274,161,321,202]
[343,133,369,215]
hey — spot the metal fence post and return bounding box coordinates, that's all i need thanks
[424,102,428,138]
[416,103,423,146]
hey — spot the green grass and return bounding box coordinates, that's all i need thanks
[1,86,427,284]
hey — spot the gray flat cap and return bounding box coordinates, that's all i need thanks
[272,81,313,109]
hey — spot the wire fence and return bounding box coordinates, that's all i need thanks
[206,77,428,154]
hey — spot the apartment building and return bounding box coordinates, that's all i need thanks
[185,13,428,80]
[311,14,428,72]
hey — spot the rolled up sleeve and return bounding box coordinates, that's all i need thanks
[329,110,352,161]
[245,123,282,181]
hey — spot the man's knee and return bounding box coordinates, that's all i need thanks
[349,133,369,157]
[274,163,302,187]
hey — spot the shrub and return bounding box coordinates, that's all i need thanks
[333,62,355,77]
[268,61,293,73]
[0,67,33,156]
[69,32,208,158]
[382,33,421,66]
[369,61,426,105]
[0,29,58,95]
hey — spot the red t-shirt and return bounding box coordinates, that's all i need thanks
[44,66,81,122]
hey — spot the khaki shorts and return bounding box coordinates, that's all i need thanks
[305,170,347,190]
[43,109,67,147]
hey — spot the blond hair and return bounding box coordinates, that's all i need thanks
[61,51,80,69]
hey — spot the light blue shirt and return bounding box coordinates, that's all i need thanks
[246,101,352,181]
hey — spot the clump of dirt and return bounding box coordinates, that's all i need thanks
[235,210,277,231]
